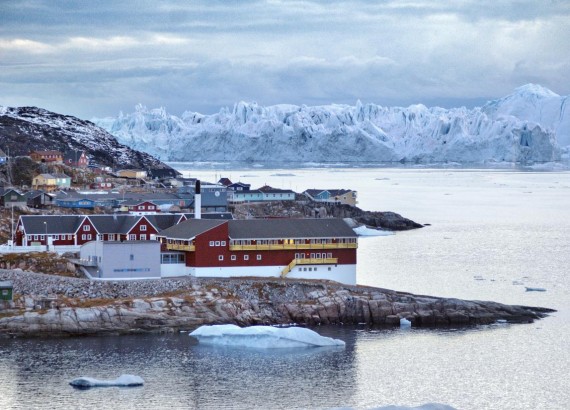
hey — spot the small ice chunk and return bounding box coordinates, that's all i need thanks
[400,318,412,328]
[69,374,144,388]
[189,324,345,348]
[353,225,393,236]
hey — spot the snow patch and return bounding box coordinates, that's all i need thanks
[353,225,394,236]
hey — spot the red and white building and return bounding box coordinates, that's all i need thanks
[156,218,358,285]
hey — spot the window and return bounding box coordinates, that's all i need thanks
[257,254,262,261]
[129,234,136,240]
[244,255,249,261]
[218,255,224,261]
[108,234,115,241]
[97,234,103,241]
[209,241,215,247]
[140,225,147,231]
[221,241,226,246]
[87,234,92,240]
[140,234,147,240]
[34,235,38,240]
[81,234,86,240]
[68,235,72,240]
[328,267,331,271]
[54,235,59,240]
[83,225,90,231]
[130,254,134,261]
[215,241,221,246]
[327,253,332,258]
[231,255,236,261]
[138,206,144,210]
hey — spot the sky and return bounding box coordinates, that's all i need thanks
[0,0,569,120]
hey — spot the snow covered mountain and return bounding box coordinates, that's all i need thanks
[0,106,172,170]
[93,85,569,164]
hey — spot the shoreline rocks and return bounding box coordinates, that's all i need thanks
[0,270,554,338]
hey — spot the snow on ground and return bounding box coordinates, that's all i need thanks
[353,225,394,236]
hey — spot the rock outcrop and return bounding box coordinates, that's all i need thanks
[0,270,552,337]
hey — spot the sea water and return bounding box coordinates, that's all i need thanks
[0,167,568,410]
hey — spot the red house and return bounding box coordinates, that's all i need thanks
[156,218,358,285]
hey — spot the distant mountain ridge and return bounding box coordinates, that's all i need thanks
[0,106,172,170]
[93,84,569,164]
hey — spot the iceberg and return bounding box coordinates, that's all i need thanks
[69,374,144,388]
[189,324,345,348]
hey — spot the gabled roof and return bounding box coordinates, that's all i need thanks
[63,150,85,161]
[158,219,226,240]
[87,215,140,234]
[260,189,295,194]
[31,150,62,156]
[229,218,357,240]
[19,215,84,234]
[304,189,353,197]
[0,187,22,197]
[144,214,184,231]
[23,190,50,199]
[218,177,232,186]
[121,199,158,206]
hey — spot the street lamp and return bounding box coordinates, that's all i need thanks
[43,221,48,251]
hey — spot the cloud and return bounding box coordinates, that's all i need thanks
[0,0,569,119]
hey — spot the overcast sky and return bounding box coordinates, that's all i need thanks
[1,0,569,119]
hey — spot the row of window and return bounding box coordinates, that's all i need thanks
[209,240,227,247]
[297,267,333,272]
[218,254,262,261]
[26,234,147,242]
[295,253,333,259]
[83,224,148,232]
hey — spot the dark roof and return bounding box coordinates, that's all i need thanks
[147,168,181,179]
[63,150,84,161]
[229,218,356,240]
[305,189,352,197]
[157,219,226,240]
[182,212,234,220]
[144,214,184,231]
[88,215,140,234]
[20,215,84,234]
[218,177,232,186]
[23,190,49,199]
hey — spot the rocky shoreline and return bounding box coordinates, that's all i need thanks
[0,269,553,338]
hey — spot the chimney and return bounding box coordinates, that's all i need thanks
[195,180,201,220]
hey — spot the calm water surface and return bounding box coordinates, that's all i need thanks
[1,168,569,410]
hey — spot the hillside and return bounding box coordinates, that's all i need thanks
[0,106,174,170]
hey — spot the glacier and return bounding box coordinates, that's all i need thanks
[93,84,569,164]
[189,324,345,348]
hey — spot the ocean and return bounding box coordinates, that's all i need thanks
[1,166,568,409]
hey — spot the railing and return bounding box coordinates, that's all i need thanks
[229,243,357,251]
[280,257,338,278]
[165,243,195,252]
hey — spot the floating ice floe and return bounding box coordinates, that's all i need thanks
[353,225,394,236]
[189,324,345,348]
[400,318,412,328]
[69,374,144,388]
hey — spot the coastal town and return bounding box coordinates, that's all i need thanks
[0,148,368,286]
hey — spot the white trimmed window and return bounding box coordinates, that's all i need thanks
[129,234,136,240]
[83,225,90,231]
[257,254,262,260]
[54,235,59,240]
[221,241,226,246]
[231,255,236,261]
[244,255,249,261]
[81,234,86,240]
[140,234,147,240]
[140,225,147,231]
[209,241,215,246]
[215,241,221,246]
[218,255,224,261]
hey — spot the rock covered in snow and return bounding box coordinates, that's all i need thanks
[93,85,568,164]
[189,324,345,348]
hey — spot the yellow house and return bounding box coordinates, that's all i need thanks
[117,169,147,179]
[32,173,71,191]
